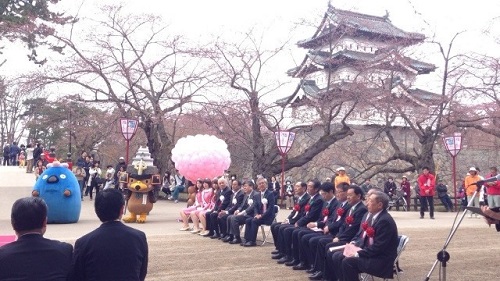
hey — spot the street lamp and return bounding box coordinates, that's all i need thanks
[274,130,296,204]
[442,132,463,211]
[120,118,139,164]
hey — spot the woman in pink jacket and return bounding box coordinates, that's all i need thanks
[189,179,214,233]
[179,180,203,231]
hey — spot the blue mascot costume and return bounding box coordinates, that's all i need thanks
[32,161,81,223]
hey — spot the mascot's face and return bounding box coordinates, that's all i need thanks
[128,176,153,193]
[39,166,76,193]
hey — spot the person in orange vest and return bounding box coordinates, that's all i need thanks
[464,167,482,217]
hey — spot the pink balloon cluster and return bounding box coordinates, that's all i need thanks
[171,134,231,181]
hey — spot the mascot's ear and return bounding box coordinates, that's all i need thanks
[61,163,69,168]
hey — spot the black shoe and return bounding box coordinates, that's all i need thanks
[204,232,214,237]
[243,241,256,247]
[222,236,233,243]
[220,234,227,240]
[293,263,307,270]
[430,217,435,219]
[305,267,316,274]
[285,259,298,266]
[271,250,280,255]
[309,271,323,280]
[229,238,242,244]
[210,234,220,239]
[272,253,283,260]
[277,257,291,264]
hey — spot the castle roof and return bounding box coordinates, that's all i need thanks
[288,49,435,77]
[298,5,425,49]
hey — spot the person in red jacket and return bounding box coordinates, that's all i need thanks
[417,166,436,219]
[485,166,500,208]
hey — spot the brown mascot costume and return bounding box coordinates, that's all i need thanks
[122,146,161,223]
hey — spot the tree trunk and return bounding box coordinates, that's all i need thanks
[141,118,173,176]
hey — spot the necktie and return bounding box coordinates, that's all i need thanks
[366,214,374,226]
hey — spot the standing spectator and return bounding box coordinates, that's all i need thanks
[82,156,91,196]
[86,162,102,201]
[2,144,9,166]
[268,176,281,203]
[69,188,148,281]
[103,165,115,190]
[34,160,46,181]
[334,167,350,188]
[113,156,127,185]
[17,151,26,168]
[170,170,186,203]
[75,151,87,168]
[436,181,454,212]
[284,180,294,209]
[417,166,436,219]
[384,177,397,199]
[32,142,43,165]
[400,176,411,210]
[0,197,73,281]
[485,167,500,208]
[117,166,127,192]
[72,163,86,201]
[9,141,20,166]
[25,143,34,173]
[464,167,482,217]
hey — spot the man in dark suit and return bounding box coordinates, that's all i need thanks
[218,180,245,240]
[270,181,309,256]
[308,184,367,280]
[69,188,148,281]
[0,197,73,281]
[325,191,398,281]
[242,178,277,246]
[299,182,350,275]
[289,182,338,269]
[276,180,323,265]
[205,178,233,238]
[227,180,259,244]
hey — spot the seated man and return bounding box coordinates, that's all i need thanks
[290,181,339,270]
[218,179,245,240]
[309,184,367,280]
[325,191,398,281]
[271,181,309,256]
[227,180,258,244]
[242,177,276,247]
[276,180,324,265]
[69,188,148,281]
[205,178,233,238]
[0,197,73,281]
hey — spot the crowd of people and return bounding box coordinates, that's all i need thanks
[173,168,403,280]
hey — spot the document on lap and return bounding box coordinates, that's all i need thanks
[310,227,323,232]
[329,244,346,252]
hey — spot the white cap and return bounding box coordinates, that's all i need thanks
[336,167,345,172]
[469,167,477,172]
[119,157,125,160]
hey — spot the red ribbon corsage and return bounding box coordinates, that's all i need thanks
[345,215,354,225]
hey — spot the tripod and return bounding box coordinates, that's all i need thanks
[423,183,482,281]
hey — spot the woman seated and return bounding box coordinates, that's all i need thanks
[179,180,203,231]
[188,179,213,234]
[199,178,220,236]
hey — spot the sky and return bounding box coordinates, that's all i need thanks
[1,0,499,96]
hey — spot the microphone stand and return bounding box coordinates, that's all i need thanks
[423,183,482,281]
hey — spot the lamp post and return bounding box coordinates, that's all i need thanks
[275,130,296,204]
[120,118,139,164]
[442,132,463,211]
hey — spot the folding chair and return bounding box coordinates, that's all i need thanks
[360,235,409,281]
[259,205,279,246]
[0,234,16,246]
